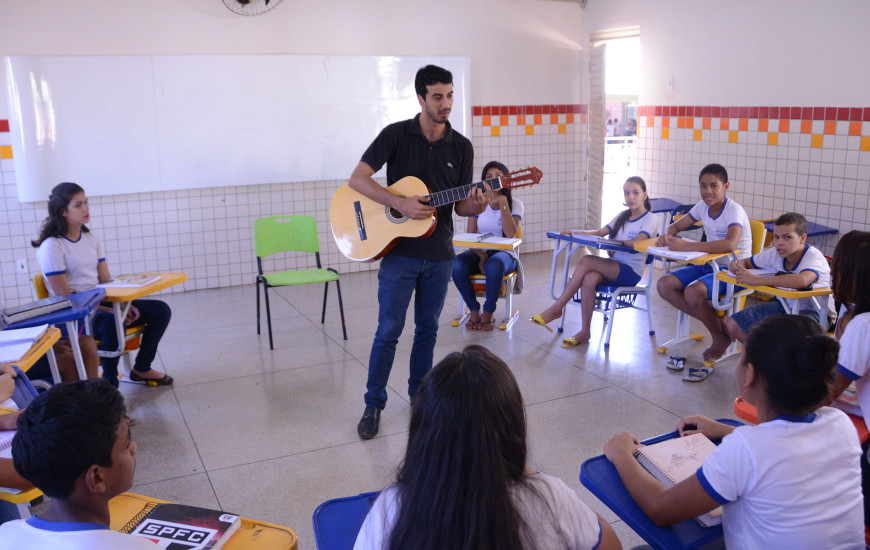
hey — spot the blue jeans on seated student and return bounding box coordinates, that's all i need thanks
[671,264,746,299]
[452,250,517,314]
[365,255,453,410]
[92,299,171,387]
[731,301,820,333]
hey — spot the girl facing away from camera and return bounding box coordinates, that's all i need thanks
[354,345,621,550]
[604,315,863,549]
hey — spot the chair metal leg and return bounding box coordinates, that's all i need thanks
[604,290,619,349]
[256,276,261,335]
[335,279,347,340]
[321,281,329,324]
[263,284,274,350]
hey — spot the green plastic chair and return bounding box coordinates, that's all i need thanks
[255,215,347,349]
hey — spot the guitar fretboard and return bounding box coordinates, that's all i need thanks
[426,177,503,208]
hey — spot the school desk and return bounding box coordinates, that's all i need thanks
[546,231,640,335]
[109,492,298,549]
[715,271,833,327]
[580,418,743,550]
[733,396,868,443]
[648,197,684,237]
[0,406,44,518]
[1,327,61,378]
[452,234,522,330]
[99,273,187,375]
[312,491,379,549]
[761,219,837,239]
[6,288,105,382]
[634,238,737,357]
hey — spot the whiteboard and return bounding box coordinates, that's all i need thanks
[4,55,470,202]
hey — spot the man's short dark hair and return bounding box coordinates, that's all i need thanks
[775,212,808,236]
[13,379,127,498]
[415,65,453,99]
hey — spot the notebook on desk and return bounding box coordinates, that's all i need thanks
[121,502,241,550]
[1,296,71,325]
[0,324,49,364]
[97,274,162,288]
[634,433,723,527]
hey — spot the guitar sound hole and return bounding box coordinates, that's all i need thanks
[386,206,407,224]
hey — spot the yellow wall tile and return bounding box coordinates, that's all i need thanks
[758,119,768,132]
[861,136,870,151]
[482,115,491,127]
[558,124,567,134]
[767,132,778,146]
[0,145,12,159]
[801,120,812,134]
[778,119,790,133]
[729,131,738,143]
[849,121,862,136]
[739,118,748,131]
[661,127,669,139]
[811,134,824,148]
[693,129,702,141]
[491,126,500,137]
[525,125,534,135]
[824,120,837,135]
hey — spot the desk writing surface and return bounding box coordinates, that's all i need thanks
[102,272,188,302]
[109,492,298,550]
[453,235,521,251]
[634,238,732,266]
[546,231,636,253]
[648,197,683,214]
[715,272,833,299]
[0,328,60,373]
[5,289,105,330]
[762,220,837,238]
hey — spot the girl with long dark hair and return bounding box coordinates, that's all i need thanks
[354,345,621,550]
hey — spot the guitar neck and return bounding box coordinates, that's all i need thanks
[426,177,503,208]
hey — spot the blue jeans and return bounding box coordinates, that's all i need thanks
[452,250,517,313]
[364,255,453,410]
[92,299,171,387]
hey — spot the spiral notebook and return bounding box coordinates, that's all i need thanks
[121,502,241,549]
[634,433,723,527]
[0,324,48,363]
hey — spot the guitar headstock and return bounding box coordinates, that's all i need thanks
[501,167,543,189]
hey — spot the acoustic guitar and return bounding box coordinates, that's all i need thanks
[330,167,543,262]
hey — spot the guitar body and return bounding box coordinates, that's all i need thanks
[330,176,437,262]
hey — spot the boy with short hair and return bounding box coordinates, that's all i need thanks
[0,379,156,549]
[725,212,833,344]
[656,163,752,377]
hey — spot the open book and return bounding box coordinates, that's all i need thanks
[0,324,48,364]
[97,274,162,288]
[634,433,723,527]
[121,502,241,550]
[453,233,519,246]
[0,430,22,496]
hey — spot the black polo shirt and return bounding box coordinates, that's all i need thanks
[360,114,473,261]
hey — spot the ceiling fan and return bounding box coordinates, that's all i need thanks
[222,0,284,16]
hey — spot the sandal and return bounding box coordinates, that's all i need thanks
[666,356,686,372]
[129,370,174,386]
[529,314,554,333]
[682,366,712,382]
[479,319,496,332]
[466,319,482,330]
[561,337,589,348]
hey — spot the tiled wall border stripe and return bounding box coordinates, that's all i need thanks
[472,104,586,136]
[638,105,870,121]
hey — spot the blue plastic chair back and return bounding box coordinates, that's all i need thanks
[312,491,380,550]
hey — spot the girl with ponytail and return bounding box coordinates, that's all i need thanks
[604,314,863,549]
[531,176,657,348]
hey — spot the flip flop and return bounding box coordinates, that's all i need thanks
[479,319,496,332]
[529,314,553,333]
[466,319,482,331]
[682,366,713,382]
[666,356,686,372]
[562,337,589,348]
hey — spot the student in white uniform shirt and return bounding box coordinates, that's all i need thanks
[452,161,524,331]
[655,163,752,375]
[827,230,870,525]
[725,212,835,344]
[354,345,621,550]
[530,176,658,348]
[605,314,864,550]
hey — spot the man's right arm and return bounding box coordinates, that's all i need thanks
[347,162,434,220]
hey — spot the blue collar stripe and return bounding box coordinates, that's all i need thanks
[26,516,111,532]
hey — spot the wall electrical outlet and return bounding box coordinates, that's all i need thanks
[15,259,28,274]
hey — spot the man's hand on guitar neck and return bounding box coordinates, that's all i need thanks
[456,181,490,217]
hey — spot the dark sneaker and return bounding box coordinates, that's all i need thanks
[357,407,381,439]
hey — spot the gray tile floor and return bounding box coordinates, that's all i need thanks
[117,250,743,549]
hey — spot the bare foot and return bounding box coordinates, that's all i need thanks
[572,329,592,343]
[702,334,731,362]
[467,311,481,330]
[539,306,563,324]
[479,312,495,331]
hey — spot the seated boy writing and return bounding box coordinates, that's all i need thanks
[724,212,834,345]
[0,379,156,549]
[656,163,752,378]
